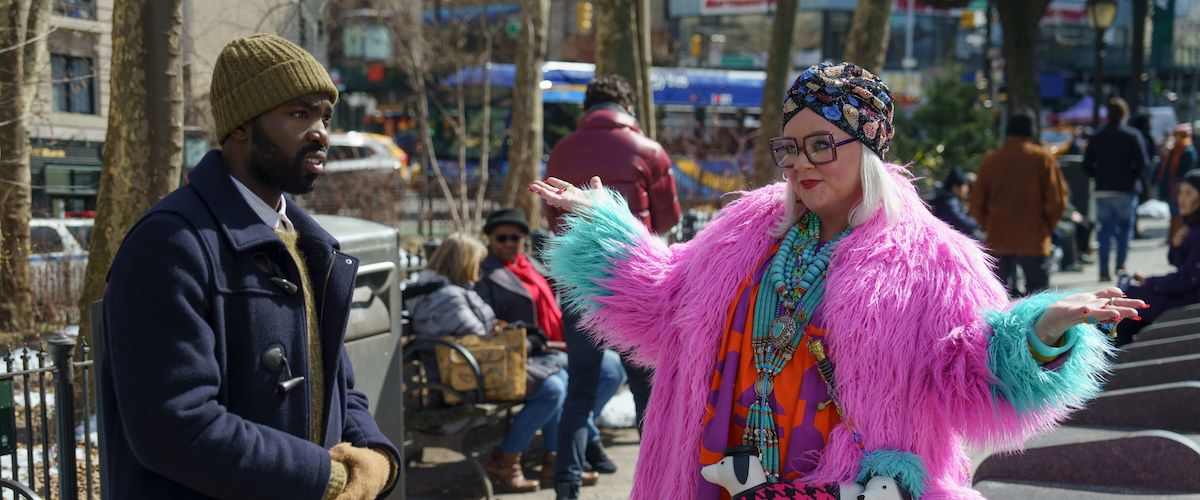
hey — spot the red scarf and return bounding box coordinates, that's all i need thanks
[506,253,563,342]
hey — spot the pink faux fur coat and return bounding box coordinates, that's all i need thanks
[545,168,1111,499]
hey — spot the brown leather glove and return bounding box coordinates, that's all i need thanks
[330,442,391,500]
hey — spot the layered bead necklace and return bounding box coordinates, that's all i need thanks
[743,211,851,482]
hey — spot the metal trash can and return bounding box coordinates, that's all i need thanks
[314,215,405,499]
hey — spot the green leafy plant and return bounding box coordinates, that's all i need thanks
[891,67,998,192]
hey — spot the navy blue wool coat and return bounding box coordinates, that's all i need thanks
[100,150,398,499]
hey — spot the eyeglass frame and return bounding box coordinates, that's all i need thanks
[768,132,859,168]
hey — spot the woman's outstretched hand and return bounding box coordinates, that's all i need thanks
[1034,287,1148,345]
[529,176,603,213]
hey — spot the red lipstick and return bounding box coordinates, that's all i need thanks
[799,179,821,190]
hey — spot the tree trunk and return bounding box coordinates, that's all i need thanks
[635,0,655,139]
[751,0,798,188]
[77,0,184,345]
[0,0,35,337]
[594,0,644,117]
[1129,0,1149,112]
[21,0,50,113]
[502,0,548,229]
[996,0,1051,118]
[843,0,893,74]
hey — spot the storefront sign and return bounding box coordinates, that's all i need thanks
[699,0,776,15]
[30,147,67,159]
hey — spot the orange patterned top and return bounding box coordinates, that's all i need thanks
[696,243,841,499]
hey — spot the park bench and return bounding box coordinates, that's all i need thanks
[399,281,520,500]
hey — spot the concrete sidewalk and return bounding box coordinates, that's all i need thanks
[405,218,1180,499]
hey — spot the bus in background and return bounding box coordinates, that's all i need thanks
[420,61,768,208]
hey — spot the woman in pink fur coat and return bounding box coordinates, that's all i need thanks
[530,61,1146,500]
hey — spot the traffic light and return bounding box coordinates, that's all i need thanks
[576,1,593,32]
[690,34,702,60]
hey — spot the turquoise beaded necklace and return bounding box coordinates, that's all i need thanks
[743,211,851,482]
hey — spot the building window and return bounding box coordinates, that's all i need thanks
[53,0,96,20]
[51,55,95,114]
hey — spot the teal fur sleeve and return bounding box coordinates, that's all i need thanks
[985,291,1116,414]
[543,189,648,316]
[856,449,927,500]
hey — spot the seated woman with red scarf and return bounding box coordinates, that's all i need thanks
[475,209,627,482]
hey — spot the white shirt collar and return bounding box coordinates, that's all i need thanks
[229,175,295,232]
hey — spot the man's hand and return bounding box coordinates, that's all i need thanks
[331,443,391,500]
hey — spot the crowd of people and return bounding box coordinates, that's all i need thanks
[930,96,1200,347]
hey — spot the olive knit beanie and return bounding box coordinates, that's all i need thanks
[210,33,338,141]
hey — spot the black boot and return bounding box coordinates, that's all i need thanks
[585,439,617,474]
[555,481,580,500]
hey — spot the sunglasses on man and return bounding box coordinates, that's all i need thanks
[492,234,524,244]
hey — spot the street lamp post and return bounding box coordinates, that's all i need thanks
[1088,0,1118,127]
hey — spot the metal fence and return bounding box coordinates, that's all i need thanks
[0,336,96,500]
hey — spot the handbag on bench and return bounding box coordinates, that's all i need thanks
[435,327,528,405]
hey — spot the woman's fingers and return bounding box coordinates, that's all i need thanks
[1107,297,1149,310]
[590,176,603,189]
[1092,287,1125,299]
[1084,304,1143,324]
[545,177,573,189]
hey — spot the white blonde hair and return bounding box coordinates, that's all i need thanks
[770,147,900,238]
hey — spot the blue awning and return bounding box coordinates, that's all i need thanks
[441,62,770,108]
[651,67,766,108]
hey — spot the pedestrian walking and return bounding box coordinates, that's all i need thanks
[543,74,681,500]
[531,61,1144,499]
[100,34,398,499]
[1082,97,1151,281]
[970,109,1069,296]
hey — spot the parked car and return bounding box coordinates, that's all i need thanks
[292,132,413,227]
[328,132,410,180]
[30,217,93,322]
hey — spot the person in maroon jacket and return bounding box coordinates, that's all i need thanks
[545,74,681,499]
[545,75,681,234]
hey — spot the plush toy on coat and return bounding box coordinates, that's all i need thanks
[702,446,917,500]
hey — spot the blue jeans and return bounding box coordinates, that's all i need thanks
[500,369,567,453]
[588,349,627,441]
[557,309,630,485]
[1095,193,1138,276]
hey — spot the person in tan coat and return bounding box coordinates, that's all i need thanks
[970,110,1069,296]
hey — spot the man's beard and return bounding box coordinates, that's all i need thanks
[247,120,323,195]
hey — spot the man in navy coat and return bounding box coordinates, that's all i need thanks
[100,34,398,499]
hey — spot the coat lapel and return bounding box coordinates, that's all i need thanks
[482,255,531,299]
